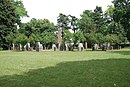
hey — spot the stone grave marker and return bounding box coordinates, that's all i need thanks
[26,43,31,51]
[78,43,84,51]
[52,44,57,51]
[36,42,43,52]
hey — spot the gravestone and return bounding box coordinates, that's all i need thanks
[92,44,99,51]
[102,44,107,51]
[65,44,68,51]
[58,44,61,51]
[36,42,43,52]
[26,43,31,51]
[36,42,40,51]
[11,43,15,50]
[67,43,74,51]
[40,44,43,51]
[119,46,121,50]
[111,46,113,50]
[78,43,84,51]
[59,44,65,51]
[16,44,22,51]
[106,43,111,50]
[52,44,57,51]
[84,42,88,49]
[19,44,22,51]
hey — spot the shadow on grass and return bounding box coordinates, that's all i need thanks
[110,50,130,55]
[0,59,130,87]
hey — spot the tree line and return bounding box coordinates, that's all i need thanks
[0,0,130,50]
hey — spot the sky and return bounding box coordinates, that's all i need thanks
[21,0,113,24]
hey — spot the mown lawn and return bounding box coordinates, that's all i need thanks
[0,50,130,87]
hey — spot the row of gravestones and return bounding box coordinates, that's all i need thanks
[11,42,84,51]
[11,42,120,51]
[10,42,40,51]
[92,43,122,51]
[53,43,84,51]
[92,43,111,51]
[35,42,84,51]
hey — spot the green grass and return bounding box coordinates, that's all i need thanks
[0,50,130,87]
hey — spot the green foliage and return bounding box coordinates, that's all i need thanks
[57,13,69,30]
[112,0,130,40]
[28,33,42,46]
[13,0,28,25]
[68,15,78,33]
[73,31,85,43]
[41,32,57,44]
[78,4,129,46]
[63,30,73,43]
[104,34,127,44]
[28,35,35,46]
[88,32,99,44]
[93,6,103,25]
[0,0,17,49]
[21,18,56,35]
[13,0,28,17]
[14,33,28,46]
[95,33,105,44]
[105,5,115,15]
[78,10,94,33]
[19,18,57,48]
[105,34,118,43]
[6,32,16,44]
[62,29,85,46]
[78,8,106,44]
[0,0,28,49]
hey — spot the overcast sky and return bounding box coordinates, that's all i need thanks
[21,0,113,24]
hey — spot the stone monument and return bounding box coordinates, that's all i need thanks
[78,43,84,51]
[52,44,57,51]
[36,42,43,52]
[26,43,31,51]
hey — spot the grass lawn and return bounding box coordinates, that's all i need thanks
[0,49,130,87]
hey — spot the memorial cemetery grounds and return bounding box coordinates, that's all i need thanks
[0,49,130,87]
[0,0,130,87]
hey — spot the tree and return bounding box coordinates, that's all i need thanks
[0,0,28,50]
[57,13,70,39]
[105,4,127,45]
[57,13,69,29]
[78,10,97,47]
[20,18,56,37]
[68,15,78,33]
[0,0,17,49]
[39,19,56,33]
[19,18,57,49]
[112,0,130,40]
[93,6,106,34]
